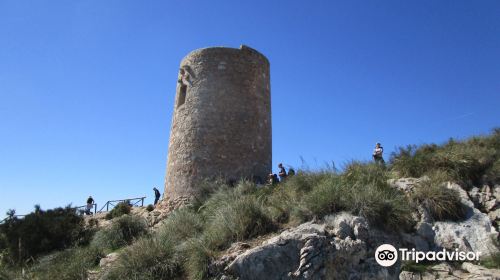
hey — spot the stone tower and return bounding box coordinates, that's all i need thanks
[164,45,271,202]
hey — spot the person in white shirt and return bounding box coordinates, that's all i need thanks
[373,143,385,165]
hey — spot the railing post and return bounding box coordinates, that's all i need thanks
[141,197,144,207]
[94,204,97,215]
[106,202,109,212]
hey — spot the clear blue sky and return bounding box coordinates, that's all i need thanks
[1,1,499,217]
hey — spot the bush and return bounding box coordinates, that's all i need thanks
[203,195,275,249]
[301,174,344,217]
[24,245,104,280]
[401,261,433,273]
[104,237,182,280]
[301,163,413,231]
[485,159,500,185]
[481,252,500,269]
[410,178,467,221]
[390,144,436,178]
[158,208,204,243]
[182,237,213,280]
[390,129,500,186]
[347,182,413,231]
[0,205,89,264]
[146,204,155,212]
[105,201,132,220]
[92,215,148,251]
[342,161,388,187]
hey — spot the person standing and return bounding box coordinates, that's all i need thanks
[153,187,161,205]
[86,196,94,215]
[372,143,385,165]
[278,163,287,182]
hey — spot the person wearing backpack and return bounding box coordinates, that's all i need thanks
[278,163,287,182]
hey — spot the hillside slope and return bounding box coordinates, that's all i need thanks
[1,129,499,280]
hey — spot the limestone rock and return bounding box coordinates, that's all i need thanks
[400,262,500,280]
[461,262,500,279]
[99,252,119,268]
[489,209,500,222]
[486,199,499,212]
[388,177,429,194]
[226,222,323,280]
[432,183,498,256]
[399,271,422,280]
[225,213,398,280]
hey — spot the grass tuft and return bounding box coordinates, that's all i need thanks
[92,215,148,251]
[105,202,132,220]
[410,176,467,221]
[104,236,182,280]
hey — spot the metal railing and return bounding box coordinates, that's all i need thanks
[0,215,26,224]
[0,196,148,221]
[98,197,146,213]
[73,204,97,215]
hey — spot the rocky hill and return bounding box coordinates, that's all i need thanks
[1,129,499,280]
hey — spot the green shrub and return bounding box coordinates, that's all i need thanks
[481,252,500,269]
[485,159,500,185]
[105,202,132,220]
[390,129,500,186]
[182,237,214,280]
[92,215,148,251]
[411,179,466,221]
[25,245,104,280]
[146,204,155,212]
[347,182,413,231]
[342,161,388,187]
[283,171,329,193]
[401,261,433,273]
[0,205,89,264]
[158,208,204,243]
[260,185,295,224]
[0,267,15,280]
[203,195,275,249]
[104,236,182,280]
[301,174,344,218]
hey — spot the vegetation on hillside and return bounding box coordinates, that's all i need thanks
[1,128,498,279]
[390,128,500,187]
[105,201,132,220]
[0,205,91,266]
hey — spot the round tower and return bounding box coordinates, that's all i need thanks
[164,45,271,202]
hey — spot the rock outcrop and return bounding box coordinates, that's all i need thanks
[432,183,498,256]
[220,213,401,280]
[399,262,500,280]
[213,180,499,280]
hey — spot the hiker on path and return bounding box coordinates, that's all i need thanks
[372,143,385,165]
[278,163,287,182]
[86,196,94,215]
[153,187,161,205]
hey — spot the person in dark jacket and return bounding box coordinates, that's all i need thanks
[153,187,161,205]
[278,163,287,182]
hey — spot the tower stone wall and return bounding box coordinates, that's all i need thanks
[164,45,271,201]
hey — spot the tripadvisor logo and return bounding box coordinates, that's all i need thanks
[374,244,481,267]
[375,244,398,267]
